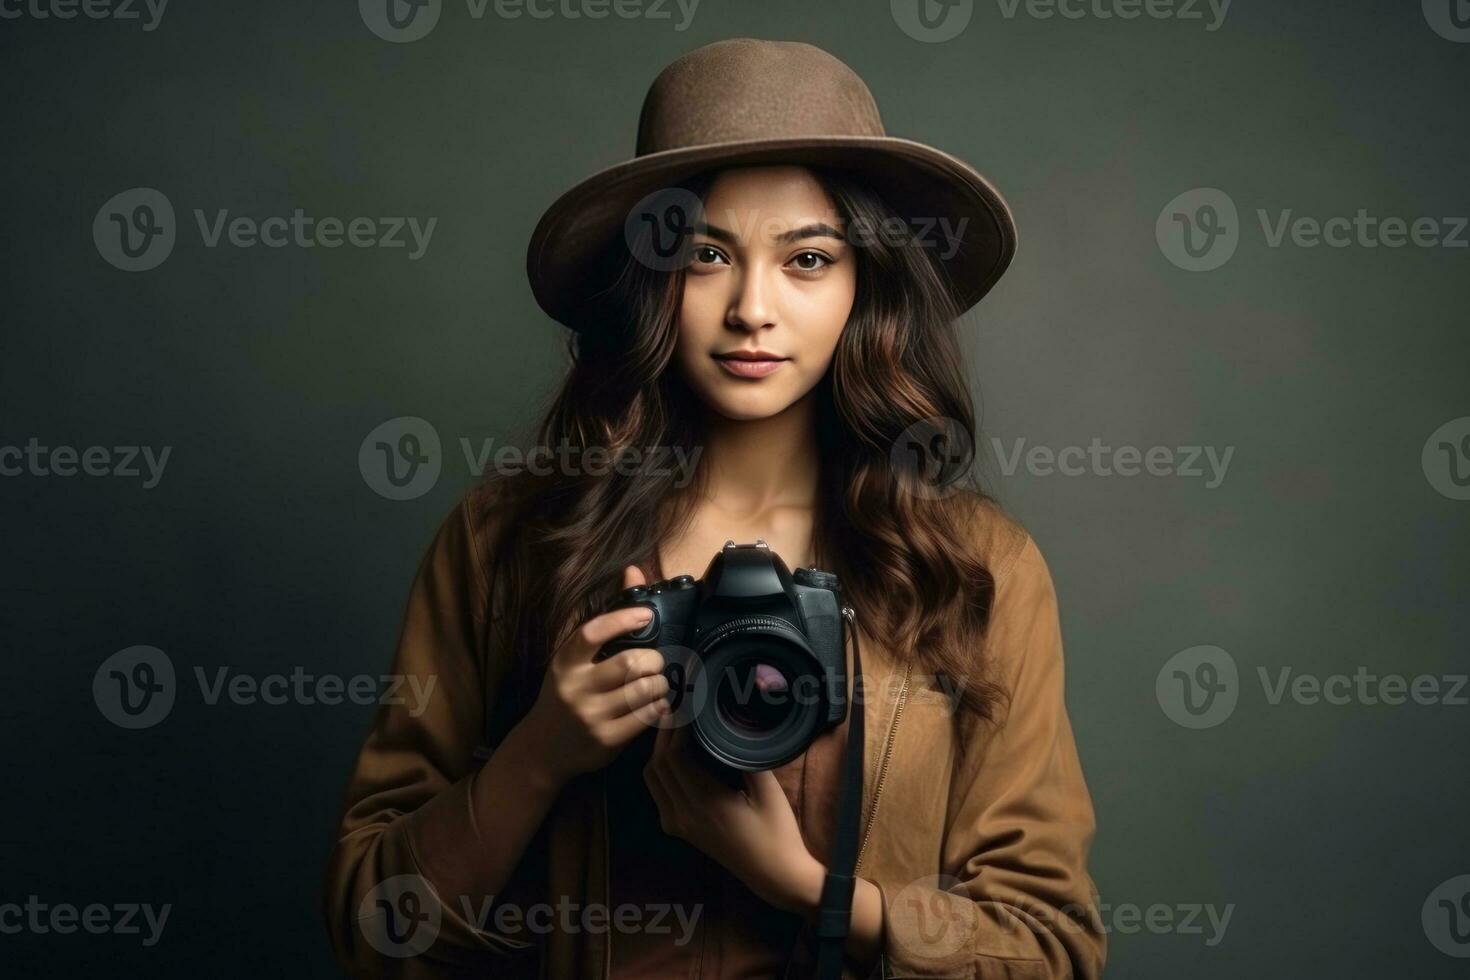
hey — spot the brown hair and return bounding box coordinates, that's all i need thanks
[479,166,1005,725]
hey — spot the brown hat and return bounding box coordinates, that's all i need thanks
[525,37,1017,333]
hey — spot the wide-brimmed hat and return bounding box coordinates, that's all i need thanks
[525,37,1017,333]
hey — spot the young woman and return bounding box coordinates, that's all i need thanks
[322,38,1106,979]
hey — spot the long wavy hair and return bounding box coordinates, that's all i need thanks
[478,165,1006,730]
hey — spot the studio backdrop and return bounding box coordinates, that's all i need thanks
[1,2,1467,977]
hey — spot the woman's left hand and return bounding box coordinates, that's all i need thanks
[643,722,824,914]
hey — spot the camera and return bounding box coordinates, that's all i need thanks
[595,540,848,772]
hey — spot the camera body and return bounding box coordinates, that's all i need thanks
[595,539,847,771]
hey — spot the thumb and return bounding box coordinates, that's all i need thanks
[622,563,648,590]
[743,768,783,809]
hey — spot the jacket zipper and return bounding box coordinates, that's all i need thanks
[854,662,911,873]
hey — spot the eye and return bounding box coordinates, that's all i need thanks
[788,250,834,274]
[692,244,728,267]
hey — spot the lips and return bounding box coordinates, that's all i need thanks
[713,350,789,379]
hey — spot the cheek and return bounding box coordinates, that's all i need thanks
[792,280,855,368]
[673,284,725,387]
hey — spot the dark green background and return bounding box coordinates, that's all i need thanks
[2,0,1467,975]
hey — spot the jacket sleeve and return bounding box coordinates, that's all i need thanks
[320,492,543,978]
[868,534,1107,979]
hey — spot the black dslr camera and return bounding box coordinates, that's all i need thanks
[595,540,847,772]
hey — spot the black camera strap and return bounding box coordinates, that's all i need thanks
[810,605,865,980]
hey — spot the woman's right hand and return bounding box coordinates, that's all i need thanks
[518,565,671,787]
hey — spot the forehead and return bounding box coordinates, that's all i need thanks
[699,165,843,237]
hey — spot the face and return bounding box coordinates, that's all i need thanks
[673,165,856,422]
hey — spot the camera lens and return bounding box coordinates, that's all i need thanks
[691,615,825,770]
[715,659,793,735]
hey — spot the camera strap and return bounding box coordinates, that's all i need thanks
[810,605,865,980]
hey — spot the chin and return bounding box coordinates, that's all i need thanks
[696,378,798,421]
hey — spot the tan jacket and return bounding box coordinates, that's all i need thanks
[321,486,1107,979]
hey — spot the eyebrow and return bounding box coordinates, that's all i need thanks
[695,221,846,246]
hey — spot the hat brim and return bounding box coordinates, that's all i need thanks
[525,136,1017,333]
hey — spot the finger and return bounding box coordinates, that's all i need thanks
[743,768,783,809]
[651,716,673,756]
[649,733,696,815]
[596,669,671,719]
[559,606,656,667]
[622,563,648,590]
[599,696,668,746]
[587,645,664,692]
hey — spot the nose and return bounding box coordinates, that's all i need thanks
[725,264,776,333]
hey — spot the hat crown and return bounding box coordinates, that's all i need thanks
[635,38,886,156]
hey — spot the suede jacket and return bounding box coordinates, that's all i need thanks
[321,485,1107,979]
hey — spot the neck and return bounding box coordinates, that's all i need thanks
[694,390,821,518]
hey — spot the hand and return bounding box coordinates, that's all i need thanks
[519,565,672,787]
[643,723,825,914]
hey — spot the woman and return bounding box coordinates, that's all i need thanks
[322,38,1106,979]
